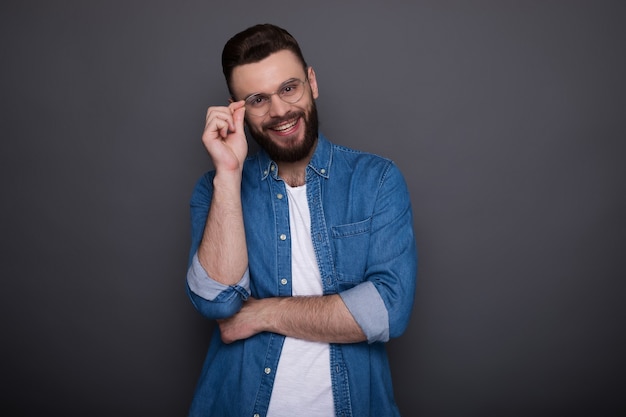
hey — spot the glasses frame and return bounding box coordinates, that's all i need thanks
[242,77,309,117]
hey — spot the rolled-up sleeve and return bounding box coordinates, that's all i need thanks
[340,282,389,343]
[186,252,250,319]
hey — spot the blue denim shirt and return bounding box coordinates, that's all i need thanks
[186,134,417,417]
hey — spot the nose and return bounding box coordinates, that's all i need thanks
[267,93,291,118]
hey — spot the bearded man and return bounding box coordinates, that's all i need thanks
[186,23,417,417]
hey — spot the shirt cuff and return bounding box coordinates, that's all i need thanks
[339,281,389,343]
[187,252,250,300]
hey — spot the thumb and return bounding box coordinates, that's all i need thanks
[232,104,246,132]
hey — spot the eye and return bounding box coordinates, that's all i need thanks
[245,94,269,107]
[280,82,300,96]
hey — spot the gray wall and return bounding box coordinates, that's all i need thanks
[2,1,625,416]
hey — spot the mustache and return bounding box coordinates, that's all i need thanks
[262,111,305,130]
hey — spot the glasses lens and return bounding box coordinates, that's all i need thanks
[244,94,270,116]
[279,80,305,104]
[244,79,307,116]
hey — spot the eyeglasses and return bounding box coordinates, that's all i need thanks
[243,78,308,116]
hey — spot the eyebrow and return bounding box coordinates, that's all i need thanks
[244,77,302,99]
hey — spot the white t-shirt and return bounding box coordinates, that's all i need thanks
[266,184,334,417]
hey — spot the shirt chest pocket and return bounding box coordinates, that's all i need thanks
[330,218,372,285]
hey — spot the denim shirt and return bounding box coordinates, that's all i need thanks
[186,134,417,417]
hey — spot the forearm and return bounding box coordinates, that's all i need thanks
[197,172,248,286]
[219,295,367,344]
[269,295,365,343]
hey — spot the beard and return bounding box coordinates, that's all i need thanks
[246,100,319,163]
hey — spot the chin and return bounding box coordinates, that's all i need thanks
[249,101,320,163]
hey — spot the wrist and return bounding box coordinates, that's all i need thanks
[256,297,281,334]
[212,170,242,189]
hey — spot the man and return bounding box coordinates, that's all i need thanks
[186,23,417,417]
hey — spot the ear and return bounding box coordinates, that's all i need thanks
[307,67,319,99]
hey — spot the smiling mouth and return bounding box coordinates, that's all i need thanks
[269,117,299,133]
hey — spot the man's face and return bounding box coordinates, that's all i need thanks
[231,50,320,163]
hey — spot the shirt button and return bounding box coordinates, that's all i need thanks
[263,170,268,176]
[264,367,271,374]
[280,278,288,285]
[270,165,276,172]
[276,193,283,199]
[280,234,287,241]
[320,168,326,174]
[254,414,260,417]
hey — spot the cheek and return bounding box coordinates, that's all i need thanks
[245,118,264,132]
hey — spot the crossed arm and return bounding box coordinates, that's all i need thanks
[217,295,366,344]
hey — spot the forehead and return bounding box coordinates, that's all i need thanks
[231,50,305,97]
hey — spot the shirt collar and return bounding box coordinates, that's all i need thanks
[257,133,333,181]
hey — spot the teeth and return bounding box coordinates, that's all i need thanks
[272,119,297,131]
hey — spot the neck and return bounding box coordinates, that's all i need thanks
[278,159,308,187]
[276,137,317,187]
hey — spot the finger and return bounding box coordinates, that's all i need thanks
[206,108,235,137]
[228,100,246,112]
[206,106,235,125]
[220,124,229,138]
[232,105,246,131]
[229,100,246,132]
[205,115,227,137]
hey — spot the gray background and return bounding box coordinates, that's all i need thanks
[1,1,625,416]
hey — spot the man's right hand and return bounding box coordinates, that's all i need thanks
[202,101,248,174]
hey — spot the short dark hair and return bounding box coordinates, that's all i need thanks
[221,24,308,95]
